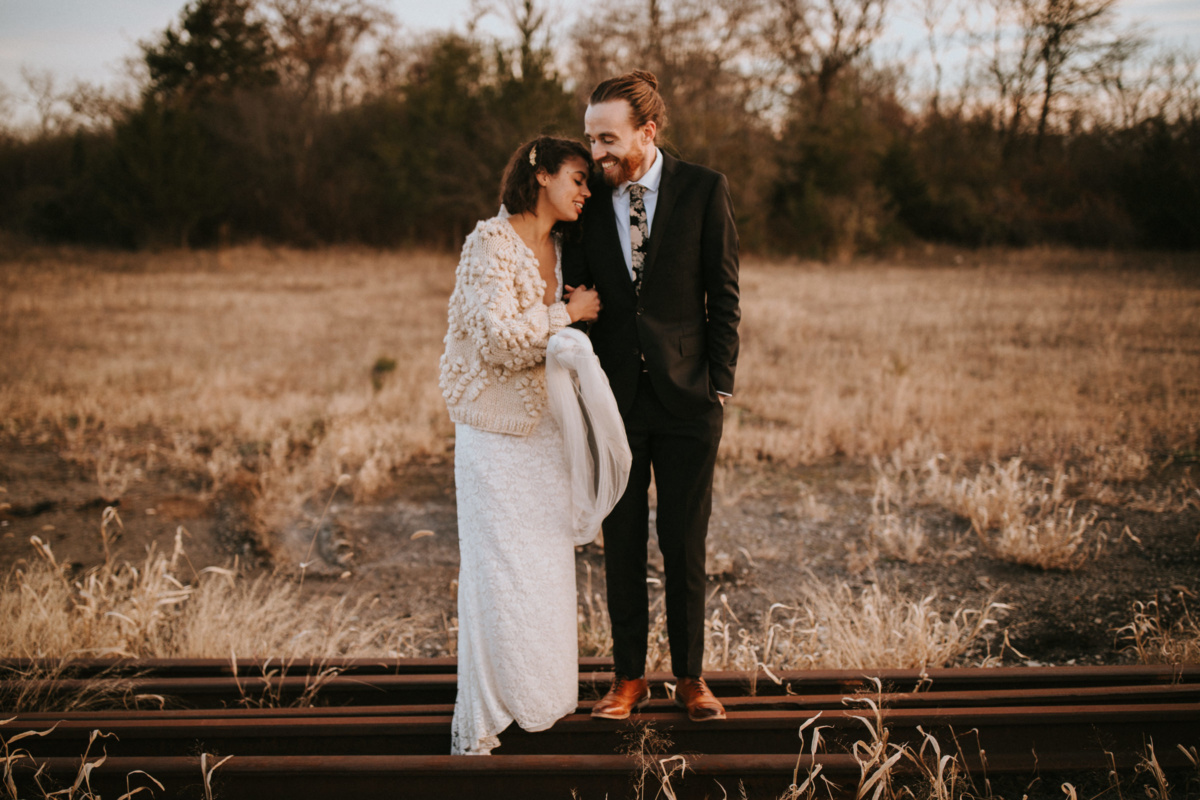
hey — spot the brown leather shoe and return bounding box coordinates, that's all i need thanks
[674,677,726,722]
[591,676,651,720]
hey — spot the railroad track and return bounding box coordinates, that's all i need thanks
[3,661,1197,799]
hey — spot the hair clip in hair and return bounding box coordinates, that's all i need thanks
[529,145,537,166]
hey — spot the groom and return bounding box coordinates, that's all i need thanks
[563,70,740,722]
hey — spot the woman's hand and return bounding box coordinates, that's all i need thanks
[564,284,602,323]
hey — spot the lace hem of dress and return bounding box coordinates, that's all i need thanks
[450,697,576,755]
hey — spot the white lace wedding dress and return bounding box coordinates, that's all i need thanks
[450,260,581,755]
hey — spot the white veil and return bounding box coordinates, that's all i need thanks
[545,328,632,545]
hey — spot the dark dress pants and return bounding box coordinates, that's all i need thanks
[604,370,724,679]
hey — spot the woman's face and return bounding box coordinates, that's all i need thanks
[539,156,592,222]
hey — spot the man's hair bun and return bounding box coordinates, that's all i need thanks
[629,70,659,91]
[589,70,667,135]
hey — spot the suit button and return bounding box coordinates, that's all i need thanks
[636,308,643,316]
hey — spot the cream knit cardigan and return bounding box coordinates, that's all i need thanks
[439,213,573,435]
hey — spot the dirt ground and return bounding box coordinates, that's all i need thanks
[4,431,1198,668]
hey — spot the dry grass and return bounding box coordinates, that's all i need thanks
[933,457,1100,570]
[725,250,1200,466]
[0,660,137,716]
[3,245,1197,552]
[615,697,1199,800]
[872,454,1104,571]
[577,562,613,658]
[713,583,1008,671]
[2,243,1198,691]
[579,573,1005,673]
[1117,596,1200,665]
[0,244,454,544]
[618,723,688,800]
[0,720,137,800]
[0,519,436,679]
[869,476,933,565]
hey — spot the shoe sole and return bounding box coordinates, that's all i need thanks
[685,709,727,722]
[590,692,651,720]
[674,699,727,722]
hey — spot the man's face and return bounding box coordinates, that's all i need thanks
[584,100,656,187]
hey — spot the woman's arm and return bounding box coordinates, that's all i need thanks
[464,228,572,371]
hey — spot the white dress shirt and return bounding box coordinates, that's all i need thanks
[611,147,664,282]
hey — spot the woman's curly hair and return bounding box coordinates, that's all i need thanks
[500,135,593,232]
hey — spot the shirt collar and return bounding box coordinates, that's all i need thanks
[617,146,663,197]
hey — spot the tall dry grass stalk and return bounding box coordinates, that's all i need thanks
[874,453,1103,571]
[578,575,1002,672]
[0,720,134,800]
[619,723,689,800]
[577,562,614,658]
[928,458,1100,570]
[869,475,933,565]
[0,660,137,715]
[0,528,435,668]
[705,583,1006,672]
[1117,598,1200,665]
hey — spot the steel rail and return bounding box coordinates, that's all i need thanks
[6,664,1199,709]
[4,658,1197,686]
[9,747,1199,800]
[8,703,1196,765]
[10,679,1200,724]
[4,663,1197,798]
[5,753,864,800]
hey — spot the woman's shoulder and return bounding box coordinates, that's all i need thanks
[472,213,518,242]
[461,214,520,258]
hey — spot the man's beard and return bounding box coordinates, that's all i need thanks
[600,148,645,187]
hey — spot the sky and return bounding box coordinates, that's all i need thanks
[0,1,497,96]
[0,0,511,124]
[1,0,1198,126]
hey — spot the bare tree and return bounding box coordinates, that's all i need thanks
[1028,0,1124,147]
[502,0,549,79]
[265,0,397,110]
[576,0,771,123]
[765,0,890,115]
[0,81,14,140]
[1095,42,1200,127]
[980,0,1040,152]
[913,0,962,114]
[573,0,765,114]
[571,0,779,247]
[21,66,63,137]
[62,81,133,132]
[1157,47,1200,124]
[1092,34,1157,129]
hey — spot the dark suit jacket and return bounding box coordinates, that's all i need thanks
[563,152,740,419]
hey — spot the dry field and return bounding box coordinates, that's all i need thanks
[1,239,1198,674]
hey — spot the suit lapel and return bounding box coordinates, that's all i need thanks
[642,152,678,291]
[589,176,637,297]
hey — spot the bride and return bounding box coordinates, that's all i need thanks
[439,135,630,755]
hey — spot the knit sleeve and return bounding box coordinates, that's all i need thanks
[463,223,570,371]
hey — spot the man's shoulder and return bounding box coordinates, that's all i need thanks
[662,153,726,188]
[662,154,724,201]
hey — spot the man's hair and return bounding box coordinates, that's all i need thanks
[499,135,592,218]
[589,70,668,137]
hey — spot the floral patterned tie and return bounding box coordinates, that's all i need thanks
[629,184,649,292]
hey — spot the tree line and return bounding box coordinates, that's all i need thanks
[1,0,1197,254]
